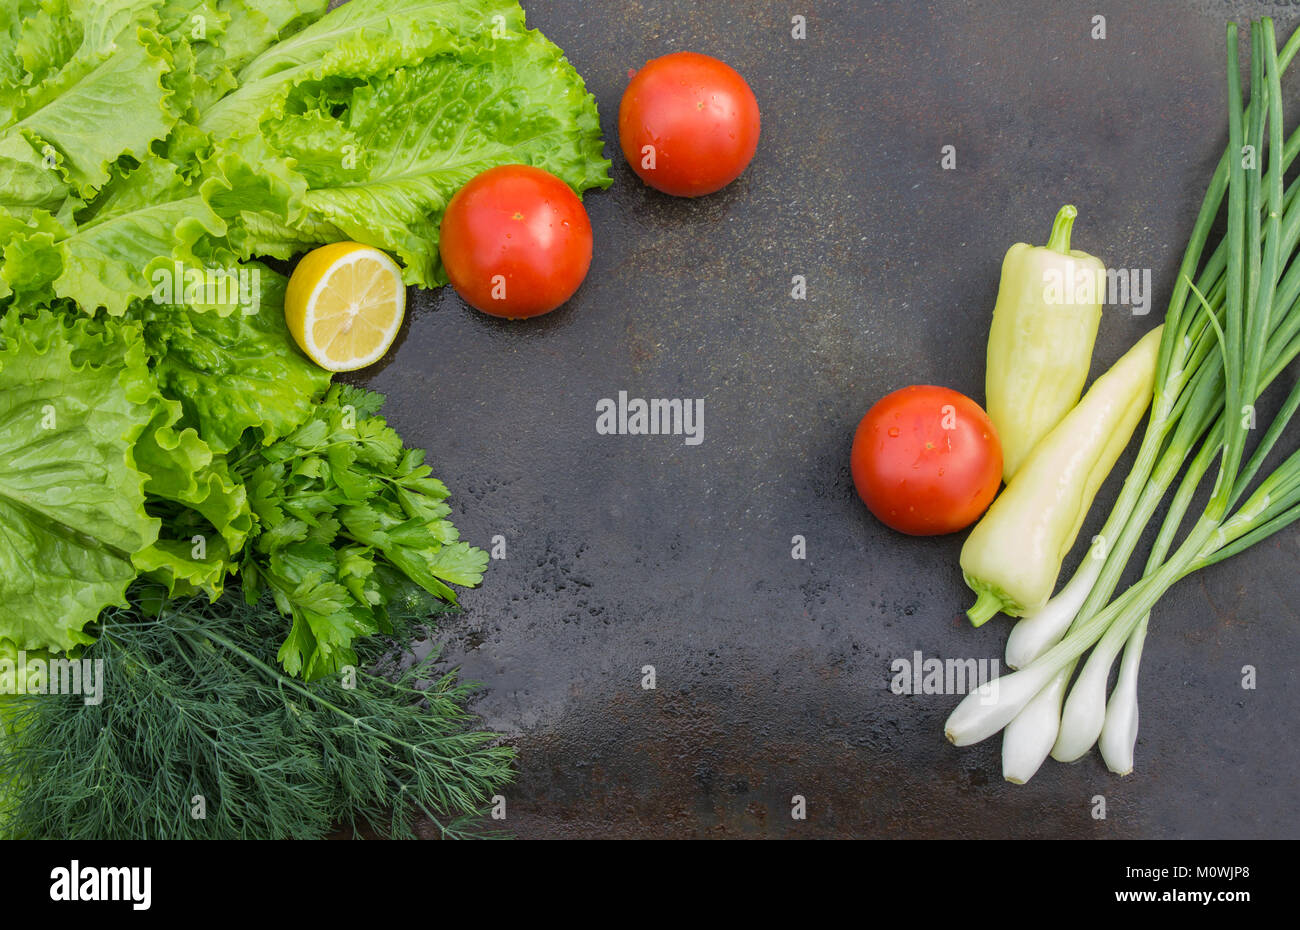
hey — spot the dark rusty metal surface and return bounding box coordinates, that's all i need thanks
[354,0,1300,838]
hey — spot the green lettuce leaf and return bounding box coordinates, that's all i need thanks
[0,209,64,302]
[0,310,159,652]
[1,1,150,116]
[1,4,179,206]
[161,0,332,116]
[133,263,331,453]
[0,3,39,98]
[0,132,70,220]
[24,135,302,315]
[201,0,519,140]
[0,0,328,304]
[44,154,228,315]
[130,397,251,596]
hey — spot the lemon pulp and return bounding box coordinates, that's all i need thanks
[284,242,405,372]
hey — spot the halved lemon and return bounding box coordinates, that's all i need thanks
[284,242,406,372]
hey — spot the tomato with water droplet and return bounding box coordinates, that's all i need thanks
[618,51,760,197]
[850,385,1002,536]
[439,165,593,319]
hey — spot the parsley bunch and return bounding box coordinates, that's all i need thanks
[235,384,489,680]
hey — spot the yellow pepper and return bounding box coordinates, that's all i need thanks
[962,325,1163,625]
[985,205,1105,480]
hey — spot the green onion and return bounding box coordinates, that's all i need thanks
[1098,614,1148,775]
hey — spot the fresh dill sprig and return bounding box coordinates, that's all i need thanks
[0,587,514,840]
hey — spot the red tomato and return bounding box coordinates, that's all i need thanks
[618,51,760,197]
[439,164,593,319]
[850,386,1002,536]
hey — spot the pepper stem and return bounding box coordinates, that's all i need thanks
[966,588,1004,627]
[1045,204,1078,254]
